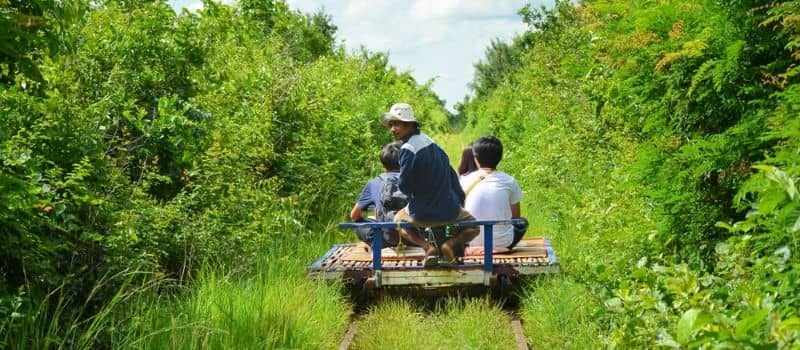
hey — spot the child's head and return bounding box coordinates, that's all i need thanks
[380,142,401,171]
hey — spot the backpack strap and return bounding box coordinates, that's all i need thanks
[464,170,494,197]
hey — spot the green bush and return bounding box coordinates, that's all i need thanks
[461,0,800,347]
[1,0,452,346]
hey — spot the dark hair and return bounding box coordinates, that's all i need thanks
[472,136,503,168]
[457,143,478,176]
[379,142,401,171]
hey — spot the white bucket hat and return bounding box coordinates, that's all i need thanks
[380,102,419,126]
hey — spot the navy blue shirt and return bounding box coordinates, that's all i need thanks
[398,130,464,222]
[357,171,400,217]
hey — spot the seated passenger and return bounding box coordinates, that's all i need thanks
[380,102,479,266]
[460,136,528,255]
[457,142,478,177]
[350,142,415,252]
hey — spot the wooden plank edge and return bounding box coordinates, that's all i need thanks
[544,237,558,265]
[338,320,358,350]
[511,316,529,350]
[309,245,349,271]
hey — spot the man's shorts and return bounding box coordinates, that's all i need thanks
[394,207,477,229]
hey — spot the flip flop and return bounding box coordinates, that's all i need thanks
[437,259,459,269]
[423,255,440,267]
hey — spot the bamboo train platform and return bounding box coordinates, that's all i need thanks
[308,220,559,295]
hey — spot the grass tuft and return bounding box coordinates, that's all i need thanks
[353,296,515,349]
[521,276,601,349]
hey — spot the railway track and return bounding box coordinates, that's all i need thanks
[337,305,530,350]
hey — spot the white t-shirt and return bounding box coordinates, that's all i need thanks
[460,170,523,248]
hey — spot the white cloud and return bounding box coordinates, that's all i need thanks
[171,0,235,13]
[187,1,203,12]
[411,0,498,20]
[342,0,399,19]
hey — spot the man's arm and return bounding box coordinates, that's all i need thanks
[351,181,373,221]
[350,203,363,221]
[511,202,521,218]
[397,148,416,195]
[510,178,523,218]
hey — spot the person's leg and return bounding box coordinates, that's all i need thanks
[354,218,374,251]
[399,228,425,247]
[394,207,435,255]
[506,217,528,249]
[441,208,480,264]
[383,228,400,247]
[356,218,400,252]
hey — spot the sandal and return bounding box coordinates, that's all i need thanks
[437,260,460,269]
[423,255,440,267]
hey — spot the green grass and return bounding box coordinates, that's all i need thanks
[0,238,352,350]
[130,238,351,350]
[0,268,162,349]
[521,276,601,349]
[429,129,482,169]
[353,297,516,350]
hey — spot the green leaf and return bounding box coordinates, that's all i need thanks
[677,308,710,344]
[715,221,734,231]
[677,309,700,344]
[734,309,769,340]
[790,214,800,233]
[656,329,680,348]
[753,165,798,200]
[757,190,787,215]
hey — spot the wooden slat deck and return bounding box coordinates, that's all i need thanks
[308,238,559,287]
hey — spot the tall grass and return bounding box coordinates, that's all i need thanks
[1,221,353,349]
[129,236,352,349]
[516,197,605,348]
[0,268,162,349]
[353,296,515,350]
[521,277,601,349]
[516,173,647,348]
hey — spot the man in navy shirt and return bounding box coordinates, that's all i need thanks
[380,103,479,266]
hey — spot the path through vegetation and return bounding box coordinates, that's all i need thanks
[2,1,799,349]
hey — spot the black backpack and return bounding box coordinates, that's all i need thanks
[378,174,408,221]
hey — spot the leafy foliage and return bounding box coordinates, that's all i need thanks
[0,0,450,346]
[462,0,800,347]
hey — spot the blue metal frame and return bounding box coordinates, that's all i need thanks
[339,219,524,287]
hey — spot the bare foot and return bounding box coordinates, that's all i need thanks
[494,247,510,254]
[465,246,510,256]
[357,241,371,252]
[423,244,437,257]
[465,246,483,256]
[440,243,456,263]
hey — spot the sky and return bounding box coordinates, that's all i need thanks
[168,0,551,111]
